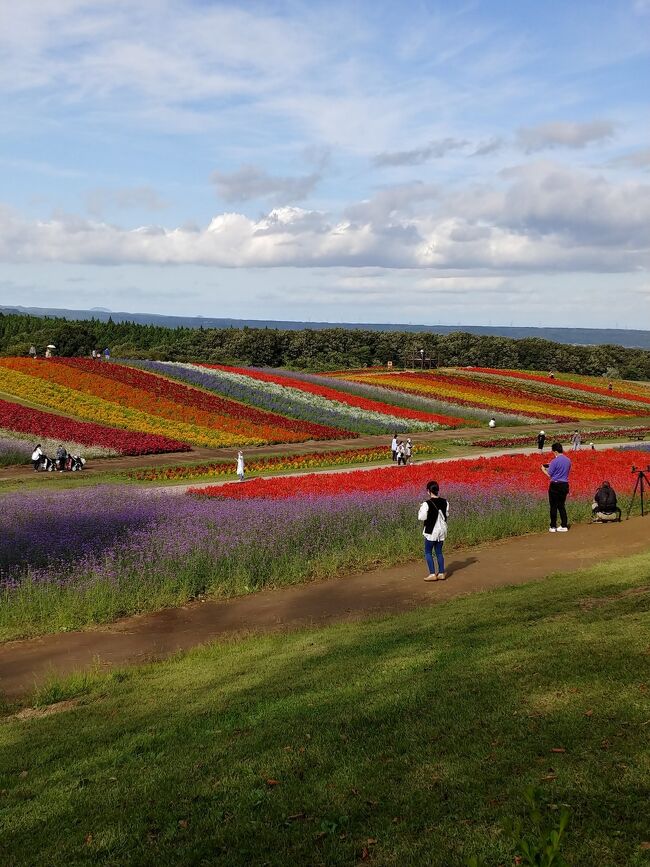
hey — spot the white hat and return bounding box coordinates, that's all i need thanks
[540,430,545,434]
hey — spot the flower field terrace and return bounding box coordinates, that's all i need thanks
[334,368,642,422]
[196,363,470,430]
[193,447,646,502]
[0,479,548,638]
[0,357,344,447]
[0,396,188,456]
[2,447,647,638]
[126,443,443,482]
[454,367,650,412]
[470,425,650,448]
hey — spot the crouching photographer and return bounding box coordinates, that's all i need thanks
[591,481,621,523]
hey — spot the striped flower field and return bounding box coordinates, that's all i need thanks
[1,358,649,461]
[334,368,650,422]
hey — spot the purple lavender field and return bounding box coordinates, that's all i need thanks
[0,484,546,640]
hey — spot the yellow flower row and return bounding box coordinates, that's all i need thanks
[344,372,625,421]
[0,367,264,448]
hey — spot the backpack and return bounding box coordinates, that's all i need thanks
[420,500,448,542]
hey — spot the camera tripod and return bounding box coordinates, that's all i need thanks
[626,465,650,519]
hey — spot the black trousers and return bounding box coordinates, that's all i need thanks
[548,482,569,528]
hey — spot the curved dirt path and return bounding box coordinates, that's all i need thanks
[1,515,649,699]
[2,419,647,482]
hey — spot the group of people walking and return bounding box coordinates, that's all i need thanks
[391,435,413,466]
[27,346,111,360]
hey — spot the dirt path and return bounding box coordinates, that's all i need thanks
[2,516,649,699]
[2,420,646,482]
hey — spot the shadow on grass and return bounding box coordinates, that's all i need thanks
[1,556,649,866]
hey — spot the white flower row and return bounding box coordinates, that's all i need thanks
[173,362,441,432]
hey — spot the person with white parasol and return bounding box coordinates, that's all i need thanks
[45,344,56,358]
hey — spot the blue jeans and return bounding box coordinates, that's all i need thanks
[424,539,444,574]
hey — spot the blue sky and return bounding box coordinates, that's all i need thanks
[0,0,649,327]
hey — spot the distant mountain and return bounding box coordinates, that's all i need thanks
[2,304,650,349]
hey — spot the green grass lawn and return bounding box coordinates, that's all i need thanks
[2,554,649,866]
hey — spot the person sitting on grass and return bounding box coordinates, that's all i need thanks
[592,481,620,522]
[418,480,449,582]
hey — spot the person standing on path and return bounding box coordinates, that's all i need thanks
[391,433,398,463]
[488,417,496,429]
[537,430,546,451]
[103,347,111,361]
[28,344,37,359]
[236,450,245,482]
[571,429,581,451]
[405,438,413,465]
[418,480,449,581]
[542,442,571,532]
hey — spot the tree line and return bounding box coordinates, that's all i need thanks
[1,311,649,379]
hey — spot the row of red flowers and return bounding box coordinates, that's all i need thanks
[465,367,650,407]
[470,426,650,448]
[394,371,636,418]
[204,364,468,427]
[0,397,189,455]
[54,358,342,440]
[192,448,645,501]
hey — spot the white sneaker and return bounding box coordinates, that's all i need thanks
[557,526,569,532]
[549,527,557,533]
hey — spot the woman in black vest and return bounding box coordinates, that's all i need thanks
[418,480,450,582]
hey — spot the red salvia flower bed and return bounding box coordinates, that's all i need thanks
[0,397,189,455]
[193,448,646,501]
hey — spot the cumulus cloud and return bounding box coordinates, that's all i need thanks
[85,186,168,216]
[373,138,467,167]
[517,120,615,153]
[610,147,650,170]
[471,137,505,156]
[1,163,649,274]
[344,182,439,225]
[211,165,321,203]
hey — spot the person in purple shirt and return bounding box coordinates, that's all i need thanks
[541,442,571,532]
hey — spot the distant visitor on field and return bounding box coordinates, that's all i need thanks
[571,429,581,451]
[537,430,546,451]
[391,433,398,463]
[418,480,449,582]
[405,438,413,465]
[236,450,245,481]
[488,417,496,428]
[541,442,571,532]
[31,443,43,470]
[103,347,111,361]
[28,344,37,359]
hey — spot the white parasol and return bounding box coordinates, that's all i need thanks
[46,344,56,349]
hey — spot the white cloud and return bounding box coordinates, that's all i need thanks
[517,120,616,153]
[211,166,321,203]
[610,147,650,170]
[85,186,168,216]
[373,138,467,167]
[1,162,649,275]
